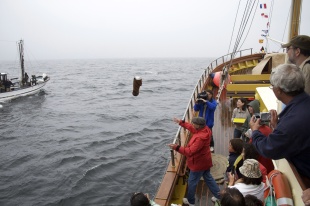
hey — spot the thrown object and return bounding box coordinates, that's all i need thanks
[132,76,142,96]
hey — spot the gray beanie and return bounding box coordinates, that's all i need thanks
[192,117,206,126]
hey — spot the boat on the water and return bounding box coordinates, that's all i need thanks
[0,40,50,103]
[154,1,306,205]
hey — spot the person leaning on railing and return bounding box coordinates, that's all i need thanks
[249,63,310,205]
[168,117,220,206]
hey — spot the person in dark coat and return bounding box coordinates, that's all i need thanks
[250,64,310,189]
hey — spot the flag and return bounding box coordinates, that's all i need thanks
[262,30,269,34]
[259,39,264,43]
[264,14,268,18]
[260,3,267,9]
[261,13,264,16]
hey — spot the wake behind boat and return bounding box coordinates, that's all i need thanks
[0,40,50,102]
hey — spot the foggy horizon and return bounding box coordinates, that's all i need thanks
[1,0,309,61]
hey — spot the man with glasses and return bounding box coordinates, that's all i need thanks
[249,64,310,205]
[281,35,310,94]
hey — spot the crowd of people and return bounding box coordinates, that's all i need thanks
[130,35,310,206]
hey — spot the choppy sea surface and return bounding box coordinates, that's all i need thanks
[0,58,212,206]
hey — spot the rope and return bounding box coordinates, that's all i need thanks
[216,0,258,102]
[232,0,257,56]
[238,0,259,50]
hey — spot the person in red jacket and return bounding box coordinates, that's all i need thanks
[168,117,220,206]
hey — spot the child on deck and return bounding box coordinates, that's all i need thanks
[225,138,244,182]
[239,143,267,183]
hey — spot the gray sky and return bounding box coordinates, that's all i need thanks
[0,0,309,60]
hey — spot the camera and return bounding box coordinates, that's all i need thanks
[197,91,208,103]
[254,112,271,123]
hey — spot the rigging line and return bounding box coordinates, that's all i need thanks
[266,0,275,52]
[217,1,255,102]
[268,0,275,33]
[225,0,255,69]
[282,3,291,42]
[263,0,272,53]
[238,0,257,47]
[232,1,249,54]
[226,0,242,62]
[232,0,255,56]
[231,0,249,54]
[233,0,248,48]
[217,1,257,102]
[233,0,254,53]
[238,0,259,51]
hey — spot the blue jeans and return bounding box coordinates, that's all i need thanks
[210,127,214,147]
[187,170,220,204]
[233,128,242,139]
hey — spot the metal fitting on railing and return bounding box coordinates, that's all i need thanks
[170,149,175,167]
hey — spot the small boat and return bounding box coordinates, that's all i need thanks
[154,1,306,205]
[0,40,50,102]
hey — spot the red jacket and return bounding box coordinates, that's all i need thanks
[250,125,274,173]
[259,163,267,183]
[177,121,213,171]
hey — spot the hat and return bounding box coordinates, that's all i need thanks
[239,159,262,178]
[191,117,206,126]
[281,35,310,50]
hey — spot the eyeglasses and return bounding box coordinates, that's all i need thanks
[285,46,294,53]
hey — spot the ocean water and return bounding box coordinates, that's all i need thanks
[0,58,212,206]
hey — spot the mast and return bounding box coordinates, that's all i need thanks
[288,0,302,39]
[18,40,25,85]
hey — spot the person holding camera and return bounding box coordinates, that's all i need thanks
[246,100,274,174]
[250,64,310,205]
[193,90,217,152]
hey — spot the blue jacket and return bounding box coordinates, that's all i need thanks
[194,98,217,128]
[252,92,310,179]
[226,152,239,172]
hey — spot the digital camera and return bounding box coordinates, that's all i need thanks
[254,112,271,123]
[197,91,208,103]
